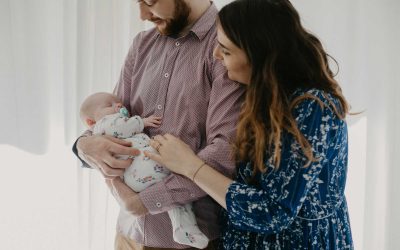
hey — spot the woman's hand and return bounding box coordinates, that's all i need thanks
[144,134,204,179]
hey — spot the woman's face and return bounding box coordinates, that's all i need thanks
[213,26,252,85]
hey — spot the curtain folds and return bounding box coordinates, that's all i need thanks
[1,1,143,249]
[0,0,399,249]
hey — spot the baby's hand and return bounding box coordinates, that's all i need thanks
[143,115,162,128]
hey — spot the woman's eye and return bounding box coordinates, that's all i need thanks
[222,49,230,56]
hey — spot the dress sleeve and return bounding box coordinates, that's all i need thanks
[225,94,335,234]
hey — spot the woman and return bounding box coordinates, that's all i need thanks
[145,0,353,249]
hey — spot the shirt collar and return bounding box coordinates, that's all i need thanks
[155,2,218,41]
[189,2,218,41]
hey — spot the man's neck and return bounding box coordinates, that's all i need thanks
[179,0,212,37]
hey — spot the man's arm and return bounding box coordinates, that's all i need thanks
[72,35,141,177]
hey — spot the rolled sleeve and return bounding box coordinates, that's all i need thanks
[139,174,204,214]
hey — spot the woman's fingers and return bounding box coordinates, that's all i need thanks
[153,134,167,145]
[149,139,163,153]
[144,150,163,164]
[163,133,176,140]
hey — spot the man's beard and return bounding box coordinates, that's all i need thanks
[156,0,191,36]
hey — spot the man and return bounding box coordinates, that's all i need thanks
[73,0,244,249]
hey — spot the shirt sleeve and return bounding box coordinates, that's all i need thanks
[71,130,93,168]
[225,94,335,234]
[139,54,245,214]
[113,34,142,107]
[73,31,142,168]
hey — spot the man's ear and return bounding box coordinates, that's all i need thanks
[86,118,96,127]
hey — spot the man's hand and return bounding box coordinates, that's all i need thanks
[77,134,140,177]
[143,115,162,128]
[106,177,148,217]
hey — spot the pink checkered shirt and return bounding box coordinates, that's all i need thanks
[113,3,244,248]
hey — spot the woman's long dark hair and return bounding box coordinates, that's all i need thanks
[219,0,349,174]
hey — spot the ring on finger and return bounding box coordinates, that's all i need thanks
[155,142,162,151]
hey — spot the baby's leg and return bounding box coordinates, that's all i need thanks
[168,204,209,249]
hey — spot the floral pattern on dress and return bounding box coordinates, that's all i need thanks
[221,89,353,250]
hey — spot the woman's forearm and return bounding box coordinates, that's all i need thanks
[190,164,233,209]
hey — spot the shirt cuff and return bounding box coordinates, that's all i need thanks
[72,136,92,169]
[138,179,174,214]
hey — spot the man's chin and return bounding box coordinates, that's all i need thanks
[156,27,168,36]
[153,21,168,35]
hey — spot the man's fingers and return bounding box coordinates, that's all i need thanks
[97,160,125,177]
[105,135,132,147]
[109,143,140,156]
[104,155,132,170]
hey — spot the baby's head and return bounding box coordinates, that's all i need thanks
[80,92,124,128]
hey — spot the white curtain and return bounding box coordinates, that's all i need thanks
[0,0,143,249]
[290,1,400,249]
[1,0,399,249]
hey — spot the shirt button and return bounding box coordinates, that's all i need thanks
[175,42,180,47]
[190,193,195,198]
[164,73,169,78]
[156,202,162,208]
[157,105,162,110]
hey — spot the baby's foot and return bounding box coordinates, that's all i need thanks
[173,225,209,249]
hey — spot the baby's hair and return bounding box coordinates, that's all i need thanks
[80,92,121,125]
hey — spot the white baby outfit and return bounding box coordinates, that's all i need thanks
[93,112,209,248]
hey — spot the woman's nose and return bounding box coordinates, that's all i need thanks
[213,45,223,60]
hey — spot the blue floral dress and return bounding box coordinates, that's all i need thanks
[221,89,353,250]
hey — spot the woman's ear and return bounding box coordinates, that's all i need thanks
[86,118,96,127]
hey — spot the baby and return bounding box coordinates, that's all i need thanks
[80,92,209,249]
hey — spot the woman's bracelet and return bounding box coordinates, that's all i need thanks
[192,162,207,182]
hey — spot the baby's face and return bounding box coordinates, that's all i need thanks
[94,101,123,121]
